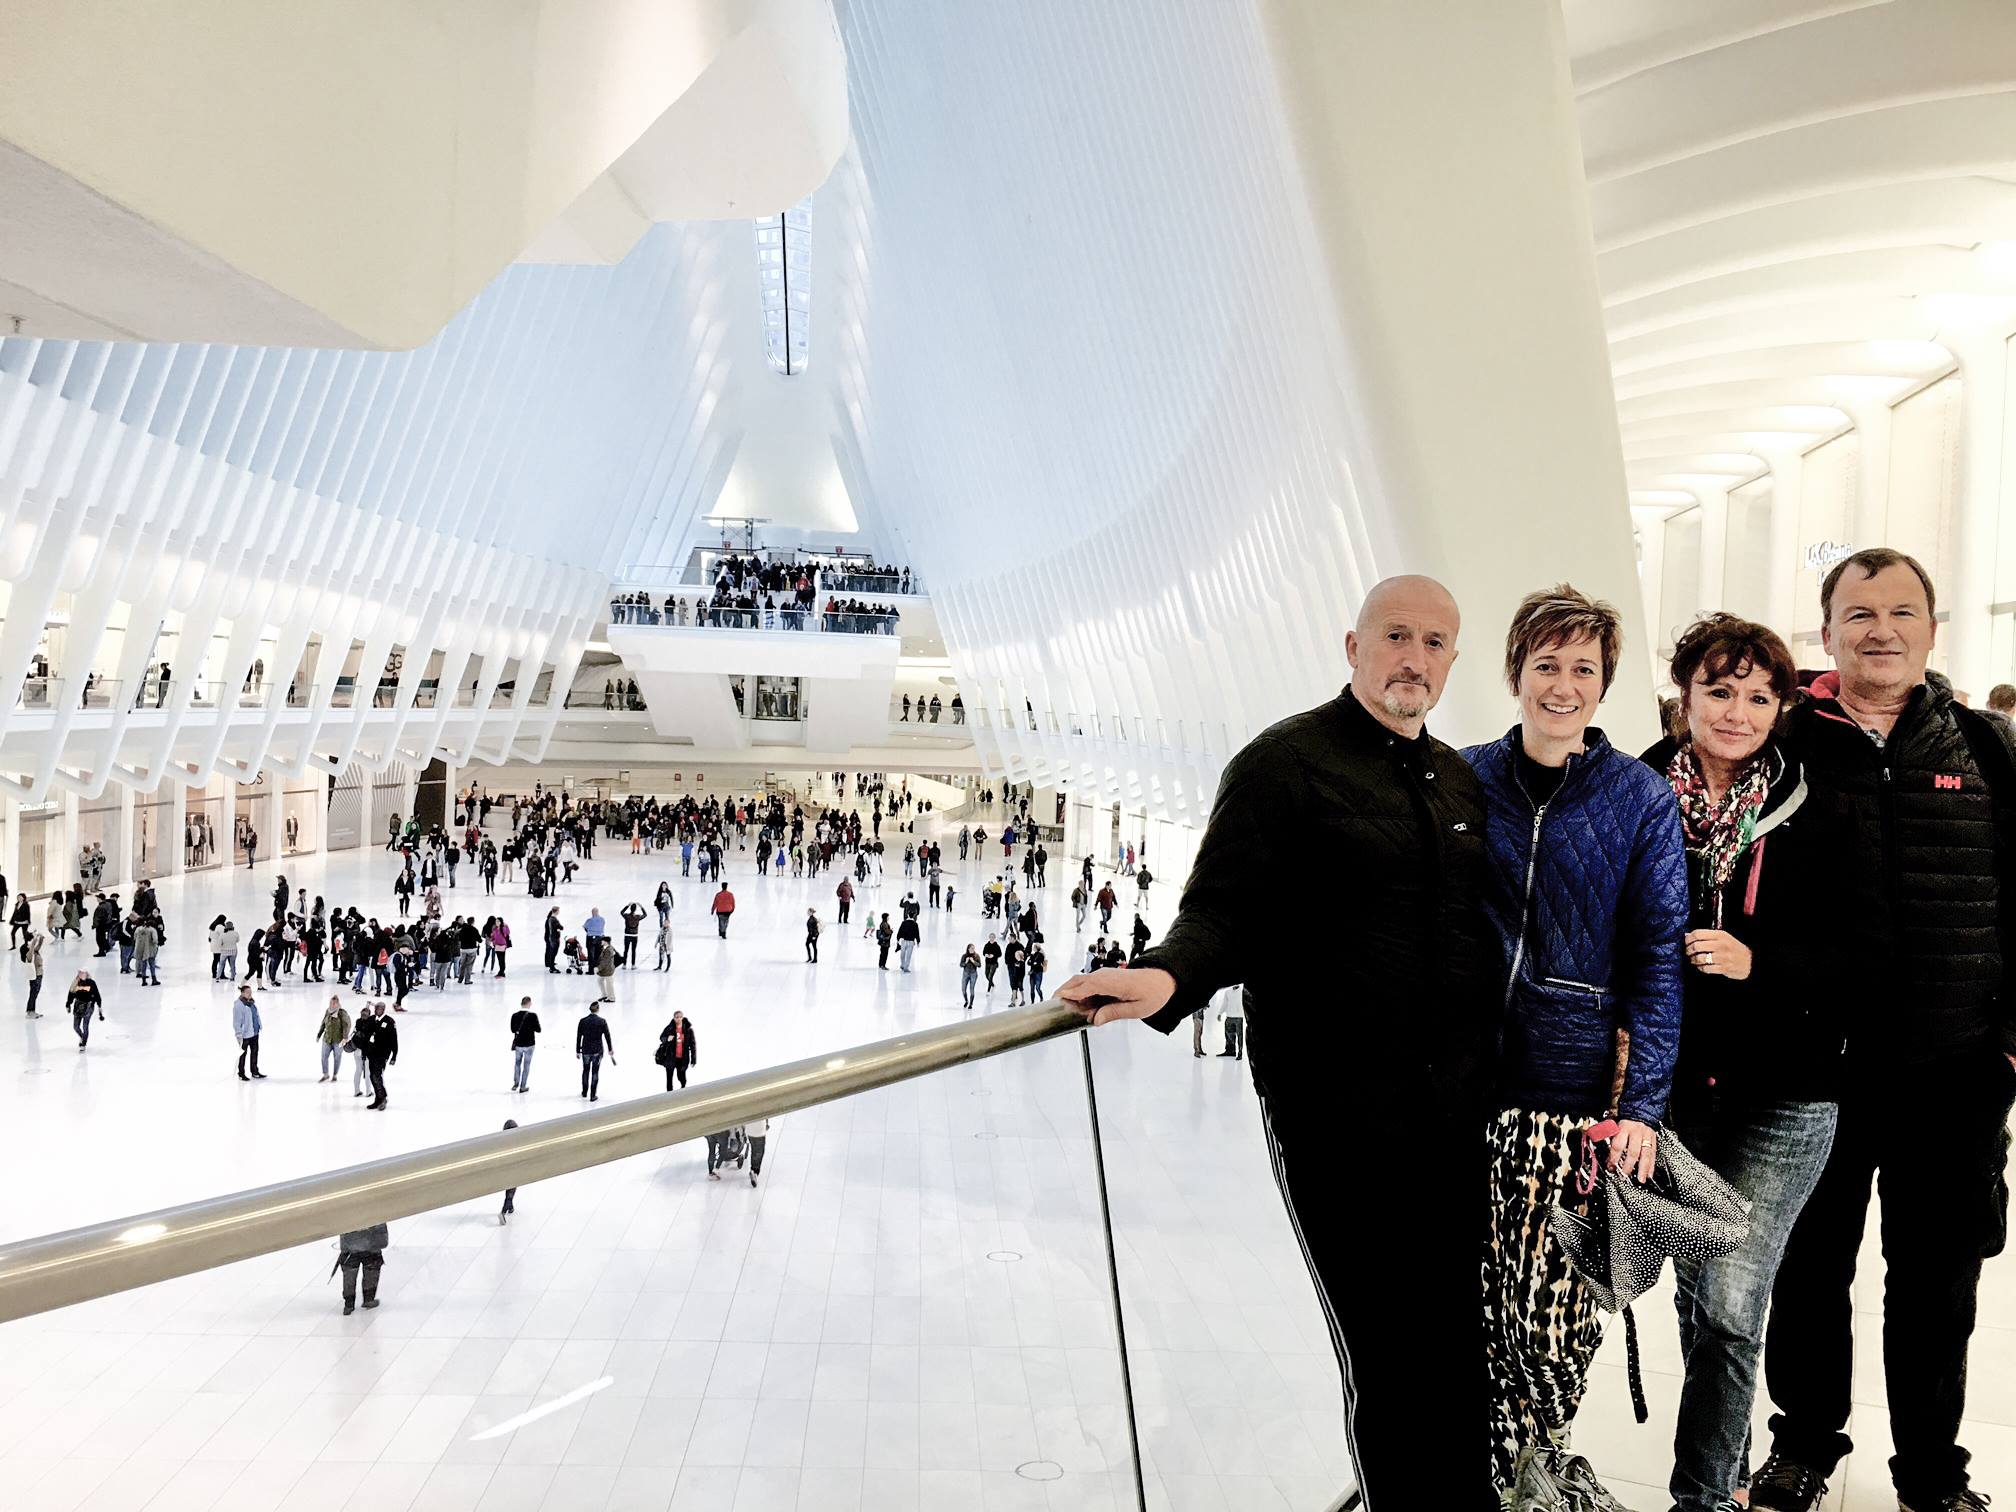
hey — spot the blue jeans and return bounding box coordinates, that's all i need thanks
[1669,1097,1838,1512]
[513,1045,534,1091]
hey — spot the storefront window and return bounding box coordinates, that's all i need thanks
[18,802,58,895]
[76,795,120,889]
[185,796,223,871]
[133,799,171,882]
[283,786,320,854]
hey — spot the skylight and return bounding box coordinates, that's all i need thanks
[755,197,812,375]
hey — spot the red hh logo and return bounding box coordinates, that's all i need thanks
[1935,774,1964,791]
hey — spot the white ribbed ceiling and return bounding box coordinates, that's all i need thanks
[1567,0,2016,503]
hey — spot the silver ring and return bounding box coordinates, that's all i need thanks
[1703,952,1714,965]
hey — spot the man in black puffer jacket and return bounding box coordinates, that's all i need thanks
[1059,576,1499,1511]
[1750,549,2016,1512]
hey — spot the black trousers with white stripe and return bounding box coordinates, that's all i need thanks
[1260,1093,1497,1511]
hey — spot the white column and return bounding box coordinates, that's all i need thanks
[57,792,80,891]
[1940,330,2014,701]
[1630,508,1667,684]
[1841,399,1894,551]
[1257,0,1648,743]
[166,778,186,878]
[113,785,135,889]
[1694,486,1731,621]
[360,768,377,852]
[1760,449,1807,639]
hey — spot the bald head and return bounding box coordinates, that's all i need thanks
[1355,575,1460,637]
[1347,574,1462,736]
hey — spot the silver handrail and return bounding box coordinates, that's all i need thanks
[0,1000,1090,1324]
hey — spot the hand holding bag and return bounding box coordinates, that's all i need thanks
[1549,1122,1751,1423]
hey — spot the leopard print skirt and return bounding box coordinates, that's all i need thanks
[1485,1106,1606,1489]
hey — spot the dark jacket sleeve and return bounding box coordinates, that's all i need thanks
[1132,737,1306,1034]
[1616,778,1688,1125]
[1967,707,2016,1055]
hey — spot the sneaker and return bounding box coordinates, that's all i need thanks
[343,1303,354,1315]
[1554,1452,1631,1512]
[361,1297,379,1310]
[1899,1492,1992,1512]
[1750,1454,1829,1511]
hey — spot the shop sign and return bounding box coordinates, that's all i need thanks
[1802,539,1854,574]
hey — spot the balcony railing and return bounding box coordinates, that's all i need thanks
[610,601,901,636]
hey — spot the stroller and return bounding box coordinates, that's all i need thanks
[708,1126,748,1178]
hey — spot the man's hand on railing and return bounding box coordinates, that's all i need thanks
[1056,967,1176,1026]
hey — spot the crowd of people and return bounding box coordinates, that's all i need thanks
[1062,549,2016,1512]
[895,691,963,723]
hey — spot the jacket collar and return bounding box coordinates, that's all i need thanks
[1802,668,1952,737]
[1640,734,1807,831]
[1336,684,1434,756]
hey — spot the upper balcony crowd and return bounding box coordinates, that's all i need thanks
[610,553,915,636]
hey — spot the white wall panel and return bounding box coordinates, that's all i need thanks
[826,0,1377,821]
[0,225,743,800]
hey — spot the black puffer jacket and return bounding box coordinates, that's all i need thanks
[1134,687,1497,1113]
[1639,737,1847,1111]
[1784,671,2016,1065]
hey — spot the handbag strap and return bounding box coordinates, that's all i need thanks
[1576,1120,1620,1196]
[1624,1304,1649,1424]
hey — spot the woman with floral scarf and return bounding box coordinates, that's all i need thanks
[1639,613,1846,1512]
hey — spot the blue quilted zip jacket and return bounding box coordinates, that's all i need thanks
[1461,726,1689,1126]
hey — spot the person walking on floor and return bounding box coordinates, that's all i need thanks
[875,913,893,969]
[132,916,160,986]
[349,1002,377,1097]
[711,883,735,938]
[655,916,673,971]
[748,1116,770,1188]
[577,1003,615,1100]
[68,969,103,1050]
[488,917,511,978]
[896,912,920,972]
[959,945,980,1009]
[364,1006,398,1109]
[1059,575,1502,1510]
[596,940,618,1002]
[805,908,821,963]
[1748,549,2016,1512]
[544,907,562,972]
[499,1121,519,1224]
[335,1223,387,1314]
[509,997,540,1092]
[656,1009,697,1090]
[24,931,45,1016]
[316,996,351,1082]
[233,981,264,1077]
[619,902,646,966]
[1217,987,1244,1060]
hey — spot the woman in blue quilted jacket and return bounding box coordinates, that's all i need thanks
[1463,584,1688,1497]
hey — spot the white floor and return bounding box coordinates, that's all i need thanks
[0,788,2009,1512]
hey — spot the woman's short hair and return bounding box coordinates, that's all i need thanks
[1667,613,1797,704]
[1503,584,1624,695]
